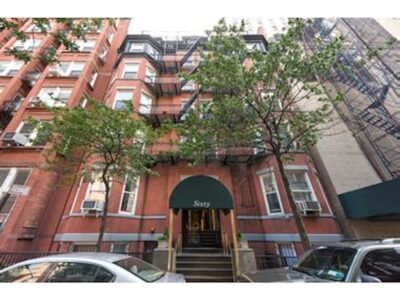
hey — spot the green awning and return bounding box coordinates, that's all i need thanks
[339,178,400,219]
[169,175,234,209]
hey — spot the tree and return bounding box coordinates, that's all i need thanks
[31,98,158,251]
[0,18,113,64]
[174,18,348,250]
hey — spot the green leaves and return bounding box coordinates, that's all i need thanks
[174,18,349,162]
[31,97,159,182]
[0,18,111,64]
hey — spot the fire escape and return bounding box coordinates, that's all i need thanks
[138,35,269,165]
[304,18,400,177]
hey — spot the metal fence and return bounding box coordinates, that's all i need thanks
[0,252,153,270]
[255,255,298,270]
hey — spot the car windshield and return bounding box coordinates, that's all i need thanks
[293,246,357,282]
[115,257,165,282]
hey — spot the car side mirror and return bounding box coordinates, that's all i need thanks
[361,274,381,283]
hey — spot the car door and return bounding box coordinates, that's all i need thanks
[357,247,400,282]
[42,262,115,282]
[0,262,53,282]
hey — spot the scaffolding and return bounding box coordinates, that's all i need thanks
[303,18,400,179]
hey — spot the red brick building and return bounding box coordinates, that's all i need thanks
[0,19,342,269]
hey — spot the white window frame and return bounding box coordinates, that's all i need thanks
[0,61,24,76]
[139,92,153,114]
[113,89,134,110]
[122,63,139,79]
[106,29,114,43]
[75,40,96,52]
[110,242,129,253]
[37,87,72,107]
[84,171,108,203]
[285,167,318,203]
[89,70,98,88]
[49,61,85,77]
[98,46,108,62]
[0,168,31,229]
[14,39,42,51]
[275,243,297,267]
[0,86,3,94]
[145,66,156,83]
[118,176,140,215]
[16,121,38,147]
[259,169,284,215]
[26,23,52,32]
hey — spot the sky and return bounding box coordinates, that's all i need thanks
[128,17,288,40]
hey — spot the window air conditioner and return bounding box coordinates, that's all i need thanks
[27,96,43,108]
[2,132,29,146]
[296,201,321,216]
[81,199,105,214]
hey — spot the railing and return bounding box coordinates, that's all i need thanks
[255,255,298,270]
[229,244,239,282]
[0,251,153,270]
[221,232,229,255]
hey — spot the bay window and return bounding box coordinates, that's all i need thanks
[286,169,316,202]
[139,93,153,114]
[114,89,133,110]
[122,63,139,79]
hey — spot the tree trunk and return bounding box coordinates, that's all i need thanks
[96,168,111,252]
[275,154,311,250]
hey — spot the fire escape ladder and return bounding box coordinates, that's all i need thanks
[179,65,198,90]
[178,89,200,120]
[179,38,202,68]
[359,109,400,138]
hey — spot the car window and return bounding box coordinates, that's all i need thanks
[360,248,400,282]
[45,262,114,282]
[115,257,165,282]
[0,263,52,282]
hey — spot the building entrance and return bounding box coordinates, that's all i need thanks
[182,209,221,248]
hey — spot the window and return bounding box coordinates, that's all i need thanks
[37,87,72,107]
[16,121,45,146]
[276,243,297,267]
[106,29,114,43]
[120,176,139,213]
[145,67,156,83]
[126,43,160,60]
[26,23,52,32]
[360,248,400,282]
[0,168,30,229]
[122,63,139,79]
[0,263,52,282]
[115,257,165,282]
[99,46,108,62]
[71,244,97,252]
[89,70,98,87]
[45,262,114,282]
[0,86,4,94]
[111,243,129,254]
[85,172,106,202]
[0,61,24,76]
[128,42,144,52]
[139,93,153,114]
[181,80,194,91]
[8,93,24,111]
[259,170,283,214]
[49,61,85,77]
[246,42,266,52]
[286,169,315,202]
[75,40,96,52]
[14,39,42,51]
[113,89,133,110]
[278,124,297,151]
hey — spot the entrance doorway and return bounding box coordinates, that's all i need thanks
[182,209,221,248]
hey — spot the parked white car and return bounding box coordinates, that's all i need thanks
[0,252,185,283]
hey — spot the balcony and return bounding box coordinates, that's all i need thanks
[21,71,41,87]
[139,104,182,126]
